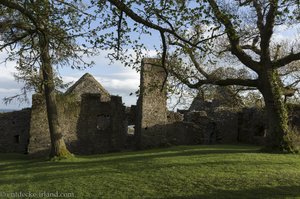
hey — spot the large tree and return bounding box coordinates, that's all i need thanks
[0,0,94,158]
[96,0,300,152]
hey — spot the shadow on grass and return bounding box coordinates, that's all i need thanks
[0,145,259,173]
[1,145,300,199]
[0,145,280,186]
[0,146,255,180]
[164,185,300,199]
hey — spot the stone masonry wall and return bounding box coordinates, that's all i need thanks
[28,92,127,156]
[135,58,168,148]
[27,93,80,156]
[0,109,31,153]
[65,73,110,102]
[76,94,127,154]
[237,108,266,145]
[210,109,239,144]
[27,94,51,155]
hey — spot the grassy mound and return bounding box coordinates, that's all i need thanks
[1,145,300,198]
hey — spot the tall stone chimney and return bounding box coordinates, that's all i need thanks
[135,58,168,148]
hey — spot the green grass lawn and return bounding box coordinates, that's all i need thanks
[1,145,300,199]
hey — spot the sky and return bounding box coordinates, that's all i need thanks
[0,2,299,111]
[1,24,299,110]
[0,2,161,110]
[0,50,143,110]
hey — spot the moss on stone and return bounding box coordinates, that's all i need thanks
[55,93,80,116]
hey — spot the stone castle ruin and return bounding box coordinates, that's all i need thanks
[0,58,299,155]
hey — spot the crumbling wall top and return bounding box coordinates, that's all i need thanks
[65,73,110,102]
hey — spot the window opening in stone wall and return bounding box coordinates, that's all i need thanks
[254,125,266,137]
[14,135,20,144]
[127,125,135,135]
[96,114,110,131]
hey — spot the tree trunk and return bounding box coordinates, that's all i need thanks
[39,32,73,159]
[259,68,299,153]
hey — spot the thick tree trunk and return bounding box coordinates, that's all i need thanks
[39,33,72,159]
[259,68,299,153]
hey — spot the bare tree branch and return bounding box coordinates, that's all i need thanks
[273,52,300,68]
[107,0,206,51]
[207,0,261,73]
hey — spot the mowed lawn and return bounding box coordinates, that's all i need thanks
[1,145,300,199]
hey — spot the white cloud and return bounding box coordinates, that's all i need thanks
[59,49,144,106]
[62,69,140,106]
[96,77,138,91]
[272,24,300,43]
[0,52,27,110]
[0,62,17,79]
[0,88,19,94]
[0,48,158,109]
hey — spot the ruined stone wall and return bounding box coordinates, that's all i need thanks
[28,93,80,156]
[165,110,210,146]
[182,109,239,144]
[181,106,300,146]
[65,73,110,102]
[167,111,184,123]
[237,108,266,145]
[27,94,50,155]
[76,94,127,154]
[136,111,209,148]
[28,93,127,156]
[0,109,31,153]
[210,109,239,144]
[237,106,300,145]
[126,105,137,125]
[136,58,168,148]
[288,105,300,133]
